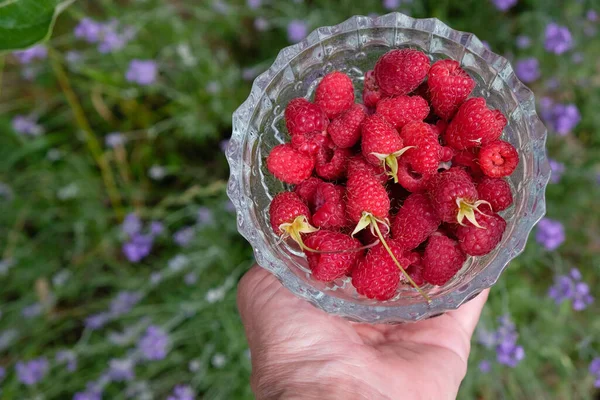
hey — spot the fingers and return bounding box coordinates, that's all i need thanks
[446,288,490,338]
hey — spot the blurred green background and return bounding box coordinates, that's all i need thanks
[0,0,599,398]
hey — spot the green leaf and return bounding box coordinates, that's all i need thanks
[0,0,74,51]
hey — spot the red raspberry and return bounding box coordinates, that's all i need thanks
[391,193,441,250]
[290,130,328,156]
[266,143,314,184]
[406,257,425,287]
[444,98,507,150]
[315,71,355,119]
[352,252,399,300]
[269,191,312,234]
[422,233,466,286]
[477,177,513,212]
[304,230,363,282]
[346,168,390,224]
[456,213,506,256]
[361,114,409,182]
[376,95,430,130]
[358,220,390,245]
[328,104,367,148]
[312,182,349,230]
[440,146,455,162]
[452,148,483,178]
[374,49,431,96]
[314,143,351,180]
[400,121,443,174]
[347,155,388,186]
[478,140,519,178]
[396,158,435,193]
[294,177,322,208]
[435,120,448,136]
[427,59,476,120]
[363,70,384,108]
[428,168,489,225]
[285,98,328,137]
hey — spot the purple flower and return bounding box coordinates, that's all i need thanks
[150,221,165,236]
[123,234,153,262]
[108,358,135,382]
[552,103,581,135]
[56,350,78,372]
[85,312,110,330]
[539,97,554,121]
[16,357,49,385]
[544,23,573,54]
[173,226,195,247]
[12,115,43,137]
[247,0,261,8]
[587,10,598,22]
[515,58,540,83]
[98,26,135,53]
[73,383,102,400]
[516,35,531,49]
[254,17,269,31]
[122,213,142,236]
[13,45,48,64]
[536,217,565,251]
[75,18,104,43]
[549,159,565,183]
[126,60,158,86]
[105,132,125,148]
[224,199,236,212]
[220,139,230,153]
[138,325,169,360]
[0,366,6,381]
[184,272,198,285]
[287,20,307,43]
[168,385,196,400]
[492,0,517,11]
[494,316,525,367]
[197,207,215,226]
[545,77,560,90]
[478,360,492,373]
[110,291,142,316]
[590,358,600,388]
[548,268,594,311]
[22,303,42,319]
[383,0,401,9]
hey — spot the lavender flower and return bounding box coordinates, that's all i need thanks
[516,35,531,49]
[108,358,136,382]
[536,217,565,251]
[494,316,525,367]
[254,17,269,31]
[98,26,135,53]
[13,45,48,64]
[219,139,230,153]
[73,383,103,400]
[0,366,5,382]
[22,303,43,319]
[12,115,44,137]
[123,234,153,262]
[224,199,236,212]
[287,20,307,43]
[56,350,78,372]
[16,357,49,385]
[122,213,142,236]
[478,360,492,373]
[247,0,262,8]
[197,207,215,226]
[589,358,600,388]
[75,18,103,42]
[549,159,565,183]
[548,269,594,311]
[150,221,165,236]
[545,77,560,90]
[75,18,135,53]
[383,0,401,9]
[515,58,540,83]
[552,103,581,135]
[168,385,196,400]
[173,226,195,247]
[184,272,198,285]
[110,291,142,316]
[587,10,598,22]
[492,0,517,11]
[544,23,573,54]
[85,312,110,330]
[138,326,169,361]
[105,132,126,148]
[539,97,554,122]
[126,60,158,86]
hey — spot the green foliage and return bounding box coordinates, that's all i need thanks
[0,0,599,399]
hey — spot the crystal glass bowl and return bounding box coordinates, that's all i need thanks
[226,13,551,323]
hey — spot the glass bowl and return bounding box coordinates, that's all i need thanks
[226,13,551,323]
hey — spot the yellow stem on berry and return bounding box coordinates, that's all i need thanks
[353,212,430,302]
[279,215,319,252]
[456,198,492,228]
[371,147,415,183]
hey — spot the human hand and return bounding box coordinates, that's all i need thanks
[237,266,489,400]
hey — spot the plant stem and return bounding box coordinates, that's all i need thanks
[49,48,124,218]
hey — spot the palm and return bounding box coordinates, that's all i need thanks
[238,267,488,400]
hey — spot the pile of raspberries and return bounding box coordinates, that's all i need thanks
[266,49,519,301]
